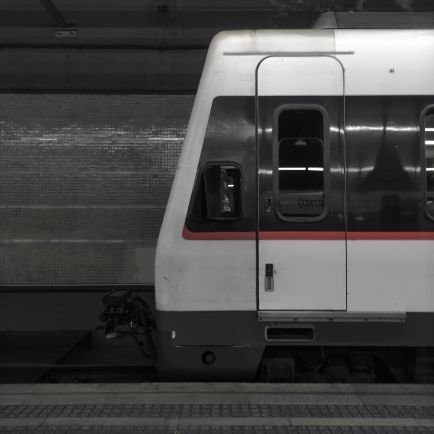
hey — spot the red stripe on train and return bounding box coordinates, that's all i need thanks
[261,231,345,240]
[347,231,434,240]
[182,227,434,241]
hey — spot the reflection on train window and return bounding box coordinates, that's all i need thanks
[425,108,434,219]
[277,109,325,218]
[192,164,241,221]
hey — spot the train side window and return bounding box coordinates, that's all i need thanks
[275,108,326,219]
[191,164,241,221]
[424,108,434,219]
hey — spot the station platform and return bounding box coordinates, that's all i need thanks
[0,383,433,433]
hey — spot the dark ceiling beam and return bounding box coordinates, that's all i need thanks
[39,0,72,28]
[0,48,206,91]
[2,0,434,12]
[0,26,223,50]
[1,1,434,28]
[0,43,207,50]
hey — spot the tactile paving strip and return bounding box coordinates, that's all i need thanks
[0,425,432,433]
[1,404,434,419]
[2,384,433,433]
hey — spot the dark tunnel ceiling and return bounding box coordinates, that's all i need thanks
[1,0,434,30]
[1,0,433,49]
[1,0,433,91]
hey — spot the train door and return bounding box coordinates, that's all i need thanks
[256,56,347,311]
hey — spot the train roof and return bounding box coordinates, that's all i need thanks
[197,28,434,97]
[314,12,434,29]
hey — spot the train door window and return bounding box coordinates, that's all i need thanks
[191,164,241,221]
[424,108,434,219]
[274,107,327,220]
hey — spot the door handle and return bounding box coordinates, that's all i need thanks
[264,197,272,214]
[265,263,274,292]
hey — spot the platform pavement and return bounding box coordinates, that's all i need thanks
[0,383,433,433]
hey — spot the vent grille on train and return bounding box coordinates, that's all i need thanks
[313,12,434,29]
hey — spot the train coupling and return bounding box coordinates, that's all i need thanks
[99,290,156,363]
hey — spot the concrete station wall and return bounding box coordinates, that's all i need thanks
[0,94,193,330]
[0,93,193,285]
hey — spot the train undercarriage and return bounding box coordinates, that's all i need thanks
[99,290,434,383]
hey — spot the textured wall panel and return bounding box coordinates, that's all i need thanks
[0,94,193,284]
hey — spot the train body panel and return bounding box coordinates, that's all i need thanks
[348,241,434,312]
[155,27,434,378]
[335,30,434,96]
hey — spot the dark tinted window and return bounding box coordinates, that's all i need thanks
[192,164,241,221]
[425,109,434,218]
[276,109,325,218]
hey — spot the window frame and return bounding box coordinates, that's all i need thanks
[189,161,243,222]
[272,104,330,223]
[421,105,434,221]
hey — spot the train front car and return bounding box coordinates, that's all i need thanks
[155,28,434,381]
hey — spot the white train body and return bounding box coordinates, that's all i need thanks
[155,28,434,379]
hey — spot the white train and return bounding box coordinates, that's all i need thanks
[154,21,434,380]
